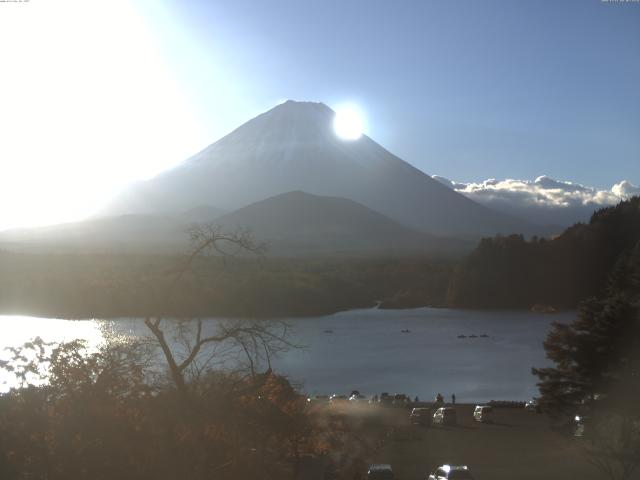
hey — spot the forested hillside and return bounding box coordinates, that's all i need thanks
[447,197,640,309]
[0,253,452,318]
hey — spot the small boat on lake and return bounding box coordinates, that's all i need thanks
[469,334,478,338]
[457,334,467,339]
[480,334,489,338]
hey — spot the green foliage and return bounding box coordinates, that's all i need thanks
[532,242,640,480]
[448,197,640,308]
[533,294,639,422]
[0,340,326,480]
[0,254,453,318]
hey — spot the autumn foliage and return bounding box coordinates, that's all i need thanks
[0,339,354,480]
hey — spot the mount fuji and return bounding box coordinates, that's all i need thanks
[105,100,541,238]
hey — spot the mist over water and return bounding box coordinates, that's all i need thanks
[0,308,572,402]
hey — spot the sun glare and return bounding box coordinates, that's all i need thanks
[0,1,205,230]
[333,107,364,140]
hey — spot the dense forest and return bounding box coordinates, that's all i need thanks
[0,252,452,318]
[531,230,640,480]
[2,197,638,318]
[0,225,413,480]
[447,197,640,309]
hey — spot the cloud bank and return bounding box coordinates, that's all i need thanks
[433,175,640,227]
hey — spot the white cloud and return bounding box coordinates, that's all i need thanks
[432,174,639,226]
[612,180,640,199]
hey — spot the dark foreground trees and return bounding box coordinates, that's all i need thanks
[448,196,640,308]
[0,225,379,479]
[533,242,640,480]
[0,338,321,480]
[0,336,383,480]
[140,224,296,397]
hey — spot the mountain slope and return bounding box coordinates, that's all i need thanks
[105,100,540,237]
[0,215,189,253]
[214,191,466,255]
[0,192,470,256]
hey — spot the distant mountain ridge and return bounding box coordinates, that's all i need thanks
[0,214,188,253]
[181,205,226,223]
[214,191,468,255]
[105,100,544,237]
[0,191,470,256]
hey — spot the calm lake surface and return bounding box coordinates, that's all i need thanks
[0,308,574,402]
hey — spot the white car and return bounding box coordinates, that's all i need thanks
[473,405,493,423]
[433,407,457,425]
[427,464,474,479]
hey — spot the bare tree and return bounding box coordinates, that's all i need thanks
[143,224,295,397]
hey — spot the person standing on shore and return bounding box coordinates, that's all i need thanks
[452,394,456,404]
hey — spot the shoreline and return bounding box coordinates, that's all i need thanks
[0,304,573,322]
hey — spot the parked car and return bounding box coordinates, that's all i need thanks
[525,399,541,413]
[433,407,457,425]
[349,393,369,403]
[410,407,433,425]
[473,405,493,423]
[367,464,394,480]
[329,394,348,404]
[427,464,474,479]
[574,414,587,437]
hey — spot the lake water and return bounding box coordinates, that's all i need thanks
[0,308,573,402]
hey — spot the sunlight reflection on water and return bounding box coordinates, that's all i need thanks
[0,309,573,401]
[0,316,106,392]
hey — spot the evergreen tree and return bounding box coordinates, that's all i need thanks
[532,242,640,480]
[448,197,640,309]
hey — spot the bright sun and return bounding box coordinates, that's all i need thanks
[333,106,364,140]
[0,1,205,231]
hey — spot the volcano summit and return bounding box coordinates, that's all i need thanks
[106,100,539,238]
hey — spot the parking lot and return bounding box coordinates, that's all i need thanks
[366,404,600,480]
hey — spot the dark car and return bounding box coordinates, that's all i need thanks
[410,407,433,425]
[367,464,394,480]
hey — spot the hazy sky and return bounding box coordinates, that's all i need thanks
[0,0,638,229]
